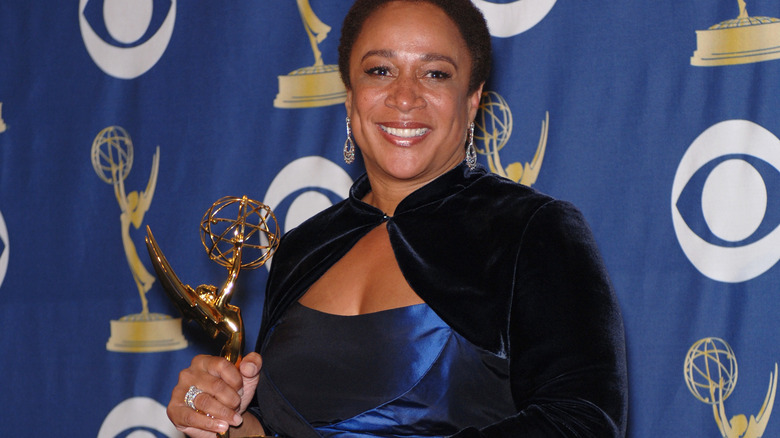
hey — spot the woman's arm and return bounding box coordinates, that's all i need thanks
[454,200,628,437]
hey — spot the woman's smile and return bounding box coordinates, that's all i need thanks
[378,122,431,145]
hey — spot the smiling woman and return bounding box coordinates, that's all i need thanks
[165,1,628,437]
[343,1,483,207]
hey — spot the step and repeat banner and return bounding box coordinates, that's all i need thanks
[2,1,780,436]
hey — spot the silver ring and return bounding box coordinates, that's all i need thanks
[184,385,204,410]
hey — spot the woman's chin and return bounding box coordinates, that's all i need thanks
[364,149,462,183]
[379,163,449,183]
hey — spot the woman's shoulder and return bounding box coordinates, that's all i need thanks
[456,172,597,253]
[468,171,573,221]
[473,170,553,201]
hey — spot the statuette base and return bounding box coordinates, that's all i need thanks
[274,65,346,108]
[107,313,188,352]
[692,20,780,66]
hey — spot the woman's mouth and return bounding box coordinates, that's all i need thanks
[379,125,429,138]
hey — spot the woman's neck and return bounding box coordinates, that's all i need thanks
[361,161,463,216]
[361,185,407,217]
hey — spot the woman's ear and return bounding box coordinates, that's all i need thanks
[467,82,485,121]
[344,88,353,117]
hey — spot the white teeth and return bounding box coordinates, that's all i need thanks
[381,125,428,138]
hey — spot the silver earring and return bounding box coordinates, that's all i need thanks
[466,122,477,170]
[344,117,355,164]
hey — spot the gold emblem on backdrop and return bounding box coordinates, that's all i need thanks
[684,337,778,437]
[91,126,187,353]
[0,102,7,133]
[691,0,780,66]
[274,0,347,108]
[475,91,549,187]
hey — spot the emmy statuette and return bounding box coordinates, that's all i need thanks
[475,92,549,187]
[273,0,346,108]
[92,126,188,353]
[146,196,280,438]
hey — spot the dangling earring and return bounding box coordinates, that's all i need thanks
[466,122,477,170]
[344,116,355,164]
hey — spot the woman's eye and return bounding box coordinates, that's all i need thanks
[427,70,452,80]
[366,66,391,76]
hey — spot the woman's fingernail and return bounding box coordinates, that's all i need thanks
[217,421,229,432]
[233,413,243,424]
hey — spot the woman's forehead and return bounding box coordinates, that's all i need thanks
[352,2,468,60]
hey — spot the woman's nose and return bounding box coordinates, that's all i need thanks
[385,76,425,112]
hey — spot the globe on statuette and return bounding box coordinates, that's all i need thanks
[200,196,280,271]
[684,337,738,405]
[91,126,134,184]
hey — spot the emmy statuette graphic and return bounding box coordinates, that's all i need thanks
[274,0,346,108]
[0,102,7,133]
[685,337,778,437]
[146,196,280,438]
[92,126,187,352]
[691,0,780,66]
[475,91,549,187]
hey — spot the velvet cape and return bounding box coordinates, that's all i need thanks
[252,162,628,437]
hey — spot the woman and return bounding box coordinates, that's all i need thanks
[167,0,628,437]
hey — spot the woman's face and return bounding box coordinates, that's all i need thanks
[345,1,483,187]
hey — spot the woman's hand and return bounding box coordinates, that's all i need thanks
[167,352,263,437]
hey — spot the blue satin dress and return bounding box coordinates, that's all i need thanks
[255,302,517,437]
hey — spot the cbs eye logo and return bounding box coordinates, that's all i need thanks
[672,119,780,283]
[98,397,183,438]
[471,0,557,37]
[79,0,176,79]
[262,156,353,269]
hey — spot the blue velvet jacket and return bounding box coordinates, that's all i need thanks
[253,162,628,437]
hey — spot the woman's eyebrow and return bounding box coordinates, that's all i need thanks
[361,49,395,62]
[421,53,457,68]
[361,50,457,68]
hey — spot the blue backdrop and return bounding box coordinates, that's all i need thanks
[2,1,780,436]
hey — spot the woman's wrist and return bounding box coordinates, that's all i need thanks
[230,411,266,437]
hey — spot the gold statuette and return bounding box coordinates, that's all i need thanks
[475,91,549,187]
[92,126,187,353]
[273,0,346,108]
[146,196,280,438]
[684,337,778,438]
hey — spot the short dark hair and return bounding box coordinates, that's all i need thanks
[338,0,492,94]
